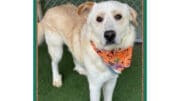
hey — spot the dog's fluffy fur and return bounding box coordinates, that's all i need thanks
[38,1,137,101]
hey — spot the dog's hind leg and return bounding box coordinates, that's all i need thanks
[49,45,63,87]
[45,32,64,88]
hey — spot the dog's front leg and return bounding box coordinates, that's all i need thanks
[103,77,118,101]
[88,79,102,101]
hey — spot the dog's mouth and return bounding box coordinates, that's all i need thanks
[103,44,120,51]
[103,40,121,50]
[91,40,119,51]
[91,41,119,51]
[105,40,116,45]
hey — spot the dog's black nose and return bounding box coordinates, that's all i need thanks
[104,30,116,42]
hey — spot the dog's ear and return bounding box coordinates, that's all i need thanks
[129,7,138,26]
[77,1,94,16]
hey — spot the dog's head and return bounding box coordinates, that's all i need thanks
[79,1,137,50]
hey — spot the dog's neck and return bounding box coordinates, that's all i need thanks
[90,41,133,74]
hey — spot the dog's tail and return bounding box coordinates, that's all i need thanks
[37,22,44,46]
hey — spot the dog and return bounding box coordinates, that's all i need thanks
[37,0,43,21]
[38,1,137,101]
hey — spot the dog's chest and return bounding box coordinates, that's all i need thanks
[83,45,117,80]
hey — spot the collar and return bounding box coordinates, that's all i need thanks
[90,41,133,74]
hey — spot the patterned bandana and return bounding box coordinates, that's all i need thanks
[90,41,133,74]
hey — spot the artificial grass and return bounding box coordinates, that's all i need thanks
[38,43,142,101]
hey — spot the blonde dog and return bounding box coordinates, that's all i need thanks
[38,1,137,101]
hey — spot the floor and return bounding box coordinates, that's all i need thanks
[37,43,143,101]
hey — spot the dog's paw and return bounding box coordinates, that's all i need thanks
[52,75,62,88]
[74,66,86,75]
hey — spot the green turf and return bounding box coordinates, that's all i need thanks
[38,43,142,101]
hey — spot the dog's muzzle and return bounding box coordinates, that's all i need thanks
[104,30,116,45]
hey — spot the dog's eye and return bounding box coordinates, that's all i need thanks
[114,14,122,20]
[96,16,103,23]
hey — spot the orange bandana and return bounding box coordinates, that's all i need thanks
[90,41,133,74]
